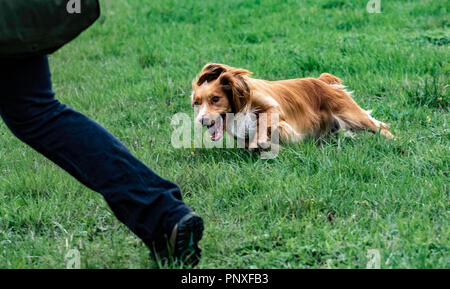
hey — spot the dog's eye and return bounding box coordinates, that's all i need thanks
[212,96,220,103]
[193,101,199,106]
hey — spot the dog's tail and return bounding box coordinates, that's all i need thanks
[318,73,394,139]
[318,73,342,85]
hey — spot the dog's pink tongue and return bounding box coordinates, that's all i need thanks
[211,127,223,141]
[209,121,224,141]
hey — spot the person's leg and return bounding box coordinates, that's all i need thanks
[0,55,202,260]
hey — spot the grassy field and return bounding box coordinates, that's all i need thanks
[0,0,448,268]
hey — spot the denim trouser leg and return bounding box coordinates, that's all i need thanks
[0,55,191,251]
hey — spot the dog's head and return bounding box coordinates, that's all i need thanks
[191,63,251,141]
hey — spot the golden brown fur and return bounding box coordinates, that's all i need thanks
[191,63,393,148]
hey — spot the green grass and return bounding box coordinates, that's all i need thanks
[0,0,449,268]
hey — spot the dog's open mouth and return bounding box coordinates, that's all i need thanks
[207,114,226,141]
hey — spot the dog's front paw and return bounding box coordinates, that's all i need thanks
[248,139,259,150]
[257,141,271,150]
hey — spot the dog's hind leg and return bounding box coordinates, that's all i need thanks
[323,84,393,138]
[334,106,393,138]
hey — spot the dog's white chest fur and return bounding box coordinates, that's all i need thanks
[226,107,258,140]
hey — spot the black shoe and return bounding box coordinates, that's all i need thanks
[152,212,204,267]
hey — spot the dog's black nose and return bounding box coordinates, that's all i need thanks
[201,116,214,127]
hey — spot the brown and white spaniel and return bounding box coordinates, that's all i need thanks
[190,63,393,149]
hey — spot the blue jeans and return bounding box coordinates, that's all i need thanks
[0,55,192,251]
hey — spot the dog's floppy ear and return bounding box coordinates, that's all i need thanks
[196,63,230,86]
[219,68,252,112]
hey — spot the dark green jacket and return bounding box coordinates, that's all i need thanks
[0,0,100,58]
